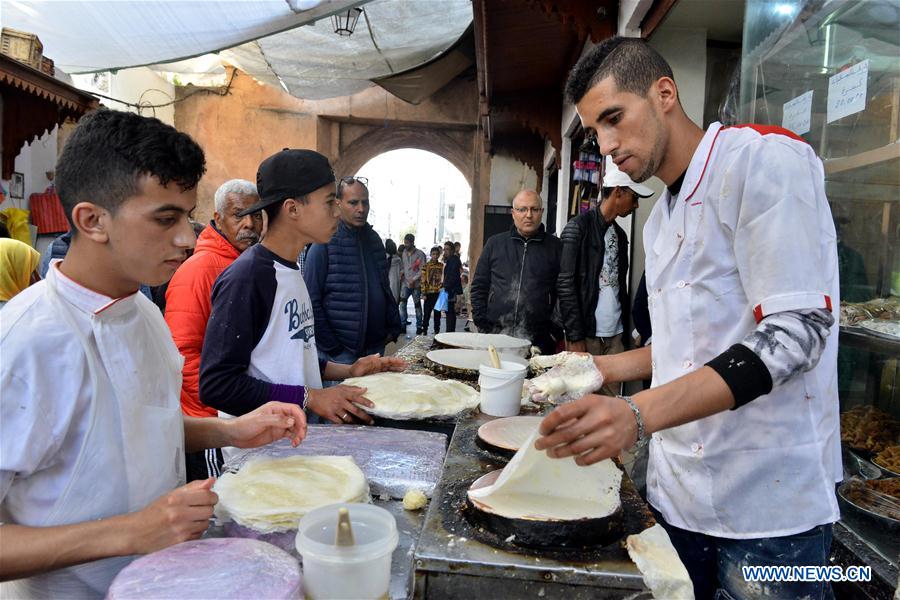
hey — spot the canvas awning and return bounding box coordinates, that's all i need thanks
[5,0,473,101]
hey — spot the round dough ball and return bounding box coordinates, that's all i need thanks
[403,489,428,511]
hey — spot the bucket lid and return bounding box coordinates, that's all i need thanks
[296,503,398,563]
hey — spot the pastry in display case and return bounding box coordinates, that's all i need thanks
[738,0,899,593]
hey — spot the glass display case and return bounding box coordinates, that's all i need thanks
[738,0,898,595]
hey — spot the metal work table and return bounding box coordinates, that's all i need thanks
[413,410,654,599]
[208,497,423,599]
[382,499,425,600]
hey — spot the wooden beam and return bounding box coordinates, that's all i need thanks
[0,55,98,113]
[492,89,563,152]
[0,55,98,179]
[823,141,900,175]
[472,0,491,104]
[641,0,680,39]
[526,0,617,43]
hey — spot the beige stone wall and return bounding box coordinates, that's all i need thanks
[174,68,481,226]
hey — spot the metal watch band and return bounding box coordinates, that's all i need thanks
[619,395,649,449]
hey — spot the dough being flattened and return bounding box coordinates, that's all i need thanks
[468,429,622,520]
[214,456,368,533]
[344,372,479,419]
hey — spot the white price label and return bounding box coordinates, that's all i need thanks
[782,90,813,135]
[827,60,868,123]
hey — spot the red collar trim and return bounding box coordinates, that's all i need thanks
[683,127,724,204]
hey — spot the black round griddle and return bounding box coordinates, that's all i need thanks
[464,469,625,550]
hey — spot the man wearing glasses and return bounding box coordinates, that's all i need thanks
[304,176,402,374]
[470,190,562,354]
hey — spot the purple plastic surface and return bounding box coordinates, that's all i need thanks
[225,425,448,499]
[106,538,301,599]
[223,521,300,556]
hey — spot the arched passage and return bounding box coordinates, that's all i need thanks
[332,125,474,188]
[317,117,490,271]
[355,149,472,260]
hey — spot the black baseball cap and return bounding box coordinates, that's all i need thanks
[237,149,335,217]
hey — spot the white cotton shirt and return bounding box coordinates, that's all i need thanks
[643,122,841,539]
[594,226,623,337]
[1,264,184,597]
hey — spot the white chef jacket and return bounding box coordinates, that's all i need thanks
[644,122,841,539]
[0,263,185,597]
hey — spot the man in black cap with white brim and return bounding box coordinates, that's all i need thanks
[558,154,654,395]
[200,149,404,439]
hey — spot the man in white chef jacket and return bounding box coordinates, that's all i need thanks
[0,109,308,598]
[536,38,840,599]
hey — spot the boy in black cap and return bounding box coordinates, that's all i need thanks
[199,149,404,435]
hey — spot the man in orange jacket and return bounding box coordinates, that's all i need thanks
[164,179,263,480]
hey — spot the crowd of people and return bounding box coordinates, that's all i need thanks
[389,235,465,338]
[469,160,652,361]
[0,35,844,600]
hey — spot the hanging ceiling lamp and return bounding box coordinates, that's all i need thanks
[331,7,363,36]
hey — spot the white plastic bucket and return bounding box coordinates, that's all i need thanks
[295,503,398,600]
[478,361,528,417]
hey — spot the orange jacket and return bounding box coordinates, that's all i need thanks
[164,224,240,417]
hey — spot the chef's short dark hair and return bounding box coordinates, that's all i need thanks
[565,37,674,104]
[56,109,206,227]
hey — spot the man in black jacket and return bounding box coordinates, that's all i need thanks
[471,190,561,355]
[557,156,653,379]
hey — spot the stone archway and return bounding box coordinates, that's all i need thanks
[325,121,475,187]
[319,117,488,267]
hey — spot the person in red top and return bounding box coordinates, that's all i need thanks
[164,179,263,480]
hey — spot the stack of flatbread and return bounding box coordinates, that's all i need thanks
[213,456,368,533]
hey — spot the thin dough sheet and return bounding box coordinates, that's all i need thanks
[214,455,368,533]
[468,429,622,520]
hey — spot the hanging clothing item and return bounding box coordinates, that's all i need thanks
[0,238,40,302]
[0,264,184,598]
[643,122,840,539]
[0,207,31,244]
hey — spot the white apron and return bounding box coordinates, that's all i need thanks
[3,271,185,598]
[643,123,841,539]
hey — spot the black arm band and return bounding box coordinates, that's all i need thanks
[705,344,773,410]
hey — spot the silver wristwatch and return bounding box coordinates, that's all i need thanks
[618,395,650,449]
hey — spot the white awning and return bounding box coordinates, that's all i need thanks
[4,0,473,100]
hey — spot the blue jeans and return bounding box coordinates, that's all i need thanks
[399,285,422,331]
[652,507,835,600]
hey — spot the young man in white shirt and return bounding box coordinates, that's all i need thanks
[537,38,839,599]
[0,109,307,597]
